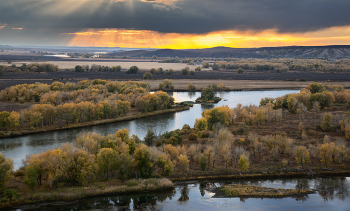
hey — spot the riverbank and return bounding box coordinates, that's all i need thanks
[0,106,189,138]
[0,178,174,209]
[169,169,350,181]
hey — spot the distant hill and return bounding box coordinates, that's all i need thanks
[109,46,350,59]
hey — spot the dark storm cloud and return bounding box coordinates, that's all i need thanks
[1,0,350,35]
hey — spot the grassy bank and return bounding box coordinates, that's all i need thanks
[169,169,350,181]
[0,106,189,138]
[0,178,174,209]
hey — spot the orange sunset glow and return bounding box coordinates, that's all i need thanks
[67,26,350,49]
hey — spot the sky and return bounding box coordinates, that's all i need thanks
[1,0,350,49]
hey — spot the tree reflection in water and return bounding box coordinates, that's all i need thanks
[178,184,189,202]
[315,177,350,201]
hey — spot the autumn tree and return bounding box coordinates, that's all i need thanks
[294,146,310,167]
[319,143,332,167]
[178,154,189,174]
[238,153,249,173]
[46,149,67,190]
[194,118,208,131]
[188,83,196,91]
[321,113,332,133]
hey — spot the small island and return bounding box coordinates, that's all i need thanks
[196,85,222,103]
[209,184,313,198]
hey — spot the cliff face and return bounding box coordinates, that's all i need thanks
[110,46,350,59]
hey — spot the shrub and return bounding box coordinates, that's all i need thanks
[238,122,249,134]
[143,72,153,79]
[300,78,307,81]
[188,83,196,91]
[201,130,210,138]
[202,63,209,68]
[181,67,189,75]
[188,133,198,141]
[190,70,195,75]
[237,68,243,74]
[99,184,106,188]
[159,82,164,90]
[195,66,201,71]
[182,124,191,130]
[282,159,288,167]
[4,189,18,199]
[126,180,139,186]
[197,131,203,138]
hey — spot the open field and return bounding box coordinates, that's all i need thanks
[146,79,350,90]
[0,61,204,71]
[1,71,350,91]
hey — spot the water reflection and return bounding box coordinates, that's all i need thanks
[178,184,189,202]
[10,177,350,211]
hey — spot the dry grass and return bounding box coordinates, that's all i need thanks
[221,184,312,197]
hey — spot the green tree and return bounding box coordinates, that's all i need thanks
[0,153,13,194]
[200,154,207,171]
[200,85,215,101]
[75,65,84,72]
[117,153,132,182]
[126,66,139,74]
[144,129,156,146]
[97,148,118,180]
[24,165,37,192]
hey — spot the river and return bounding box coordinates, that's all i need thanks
[0,90,297,169]
[11,176,350,211]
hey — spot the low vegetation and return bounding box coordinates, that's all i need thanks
[220,184,312,197]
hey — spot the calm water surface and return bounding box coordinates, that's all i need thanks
[0,90,297,169]
[11,177,350,211]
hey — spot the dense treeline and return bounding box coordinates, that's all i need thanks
[0,80,174,130]
[211,58,350,72]
[9,63,59,73]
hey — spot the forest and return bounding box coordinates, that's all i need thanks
[0,82,349,207]
[0,80,175,134]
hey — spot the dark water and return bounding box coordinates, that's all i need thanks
[0,90,297,169]
[13,176,350,211]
